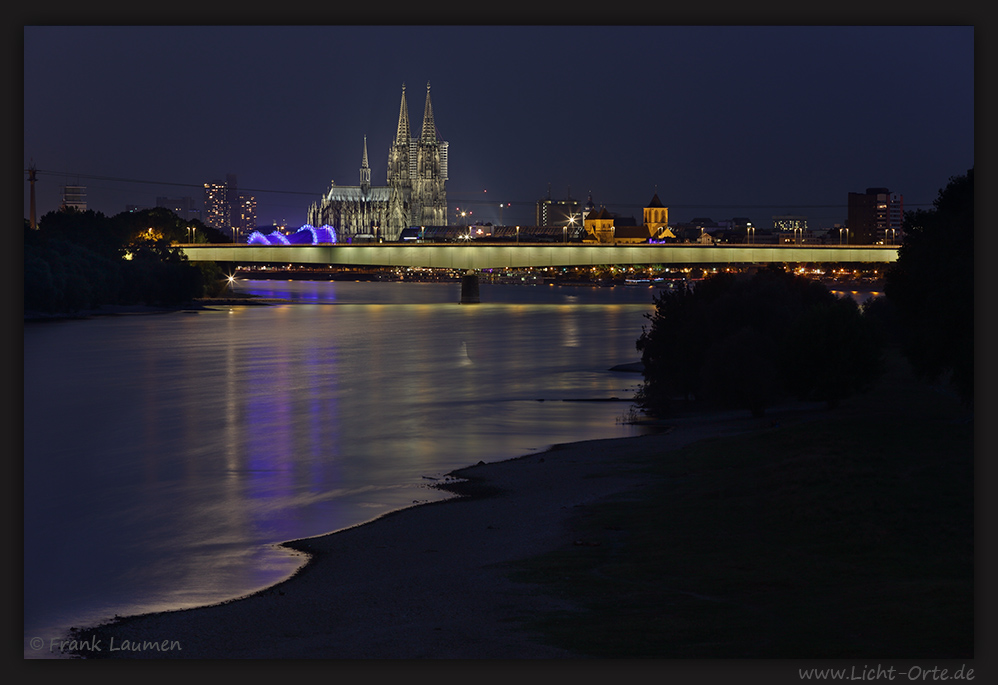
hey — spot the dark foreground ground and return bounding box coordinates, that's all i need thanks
[508,353,974,659]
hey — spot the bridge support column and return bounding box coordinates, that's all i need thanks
[460,270,480,304]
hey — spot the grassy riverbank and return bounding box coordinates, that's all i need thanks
[507,351,974,658]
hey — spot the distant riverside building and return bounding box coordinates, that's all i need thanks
[61,184,86,212]
[582,194,673,244]
[308,82,449,242]
[772,215,807,231]
[535,187,580,227]
[847,187,902,244]
[772,214,809,244]
[156,196,202,223]
[204,174,256,241]
[671,217,723,244]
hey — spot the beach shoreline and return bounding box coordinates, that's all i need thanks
[57,406,787,660]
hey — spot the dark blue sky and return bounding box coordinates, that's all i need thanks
[23,25,974,230]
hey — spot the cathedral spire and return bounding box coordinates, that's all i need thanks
[394,83,411,146]
[420,81,437,143]
[360,135,371,192]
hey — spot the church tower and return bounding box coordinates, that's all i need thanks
[413,82,448,227]
[643,192,668,233]
[386,84,412,236]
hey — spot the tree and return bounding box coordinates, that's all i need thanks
[780,298,884,408]
[636,267,884,417]
[26,207,212,312]
[884,168,973,405]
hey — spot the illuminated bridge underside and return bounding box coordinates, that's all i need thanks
[179,244,898,270]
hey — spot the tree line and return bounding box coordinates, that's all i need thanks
[24,207,231,314]
[636,168,974,413]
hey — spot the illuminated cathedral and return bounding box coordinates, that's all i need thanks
[307,82,449,242]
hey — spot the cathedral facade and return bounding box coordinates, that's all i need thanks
[307,83,449,242]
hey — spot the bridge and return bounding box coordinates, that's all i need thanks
[179,243,898,270]
[179,243,897,303]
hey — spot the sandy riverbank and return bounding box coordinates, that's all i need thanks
[62,407,795,660]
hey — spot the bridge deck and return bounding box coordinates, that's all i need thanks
[179,243,898,270]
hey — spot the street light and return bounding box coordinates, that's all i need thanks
[566,213,578,244]
[516,225,520,245]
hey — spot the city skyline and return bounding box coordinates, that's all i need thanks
[23,25,974,231]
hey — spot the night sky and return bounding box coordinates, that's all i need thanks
[22,25,974,231]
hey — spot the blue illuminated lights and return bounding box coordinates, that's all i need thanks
[247,225,338,245]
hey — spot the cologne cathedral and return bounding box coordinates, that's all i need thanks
[307,82,449,242]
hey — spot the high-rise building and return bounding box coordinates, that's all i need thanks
[309,82,449,241]
[204,180,229,232]
[847,187,901,244]
[204,174,256,241]
[61,184,86,212]
[535,186,580,227]
[237,195,257,239]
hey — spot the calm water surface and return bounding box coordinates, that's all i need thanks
[23,280,660,657]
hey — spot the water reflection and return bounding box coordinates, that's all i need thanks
[23,281,658,656]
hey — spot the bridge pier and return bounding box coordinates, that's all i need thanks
[460,270,480,304]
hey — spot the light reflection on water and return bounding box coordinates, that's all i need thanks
[23,280,658,657]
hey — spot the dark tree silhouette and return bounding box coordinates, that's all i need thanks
[885,168,973,405]
[780,298,884,408]
[636,267,884,417]
[24,207,215,313]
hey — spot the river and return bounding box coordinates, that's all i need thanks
[23,279,661,658]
